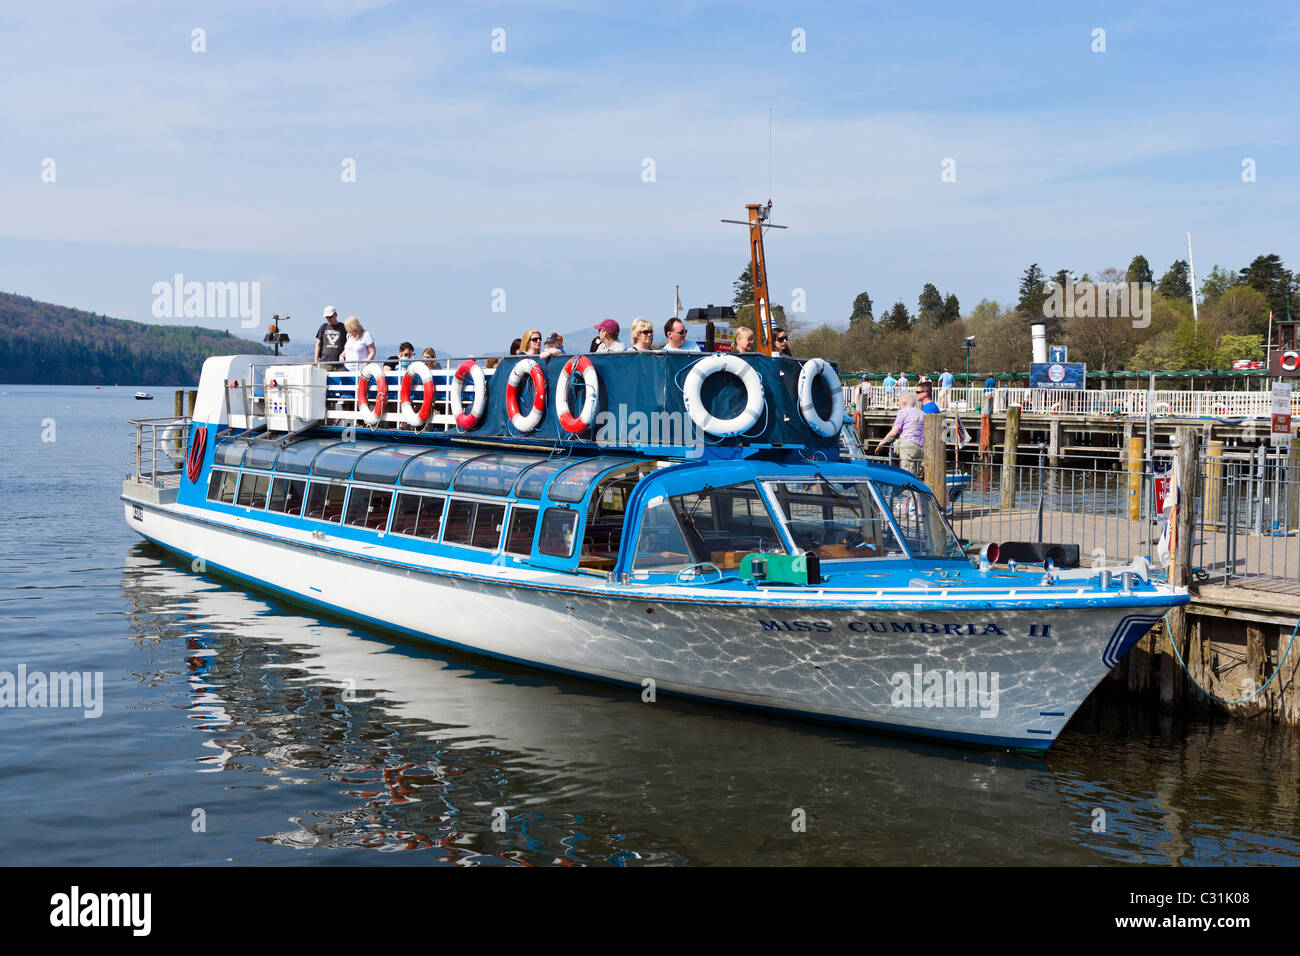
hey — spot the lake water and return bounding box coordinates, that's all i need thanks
[2,385,1298,866]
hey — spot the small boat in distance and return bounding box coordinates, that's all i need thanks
[134,392,154,400]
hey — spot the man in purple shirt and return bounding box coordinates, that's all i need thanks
[875,391,925,477]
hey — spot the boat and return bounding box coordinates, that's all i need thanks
[121,203,1186,750]
[134,392,154,400]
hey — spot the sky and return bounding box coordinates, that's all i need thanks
[1,0,1297,354]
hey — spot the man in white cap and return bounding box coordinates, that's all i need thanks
[594,318,625,352]
[314,306,346,368]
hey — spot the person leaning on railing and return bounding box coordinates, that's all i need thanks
[875,390,925,477]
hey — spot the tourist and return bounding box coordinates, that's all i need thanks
[663,318,701,352]
[314,306,346,369]
[588,336,601,352]
[882,371,896,394]
[875,391,925,478]
[629,317,655,351]
[545,332,566,354]
[594,319,625,352]
[731,327,755,354]
[984,374,996,392]
[772,328,792,356]
[386,341,415,371]
[342,316,376,373]
[521,329,562,359]
[897,371,909,392]
[422,347,437,361]
[917,382,941,414]
[939,367,954,389]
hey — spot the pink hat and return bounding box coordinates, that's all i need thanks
[594,318,619,335]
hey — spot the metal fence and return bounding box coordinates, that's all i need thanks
[130,416,192,487]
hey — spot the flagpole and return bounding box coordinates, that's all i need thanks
[674,285,680,320]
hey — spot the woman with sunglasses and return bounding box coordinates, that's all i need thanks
[629,317,655,351]
[520,328,561,359]
[772,327,793,357]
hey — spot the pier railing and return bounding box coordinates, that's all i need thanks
[847,384,1297,419]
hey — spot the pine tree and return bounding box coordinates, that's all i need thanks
[732,263,754,308]
[1238,254,1298,319]
[917,283,944,318]
[1016,264,1048,323]
[1158,260,1192,301]
[1126,255,1153,286]
[882,301,912,332]
[941,293,960,324]
[850,292,873,325]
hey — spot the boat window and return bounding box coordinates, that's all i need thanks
[538,508,578,558]
[454,453,538,496]
[206,469,239,505]
[353,445,426,484]
[504,507,538,555]
[242,442,280,470]
[267,477,307,515]
[391,493,444,539]
[236,473,271,509]
[213,438,249,467]
[513,459,569,500]
[631,498,693,570]
[768,479,906,560]
[873,480,965,560]
[472,503,506,550]
[274,439,342,474]
[312,442,388,478]
[304,481,348,523]
[344,487,394,531]
[400,449,488,489]
[440,498,502,549]
[548,458,627,503]
[578,466,647,570]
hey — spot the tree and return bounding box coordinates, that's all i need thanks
[732,263,753,308]
[1126,255,1153,286]
[1238,254,1298,320]
[917,283,944,318]
[882,300,912,332]
[1158,260,1191,301]
[1200,285,1269,341]
[1016,264,1048,323]
[1066,268,1141,370]
[1213,334,1264,369]
[1172,320,1213,370]
[1199,264,1237,304]
[941,293,960,324]
[1052,269,1073,293]
[911,313,968,373]
[849,292,873,325]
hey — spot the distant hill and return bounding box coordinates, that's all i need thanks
[0,292,272,385]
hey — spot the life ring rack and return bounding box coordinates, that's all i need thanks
[450,360,488,430]
[682,353,764,438]
[557,355,600,434]
[356,362,388,427]
[398,361,436,427]
[506,358,547,433]
[796,357,845,438]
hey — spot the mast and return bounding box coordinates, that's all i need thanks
[722,201,786,355]
[1186,231,1199,329]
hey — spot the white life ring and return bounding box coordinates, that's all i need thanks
[450,360,488,430]
[796,357,845,438]
[1050,402,1061,415]
[398,361,435,427]
[506,358,547,433]
[557,354,599,434]
[1154,401,1172,417]
[356,362,388,427]
[682,353,764,437]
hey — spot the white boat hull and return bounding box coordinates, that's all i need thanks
[124,497,1165,749]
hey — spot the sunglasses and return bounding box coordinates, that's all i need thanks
[530,335,541,342]
[775,336,788,342]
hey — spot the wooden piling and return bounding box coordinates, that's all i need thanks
[1161,427,1200,706]
[924,413,947,509]
[1127,435,1145,522]
[1000,405,1020,510]
[1204,439,1223,527]
[188,389,197,417]
[1048,418,1061,467]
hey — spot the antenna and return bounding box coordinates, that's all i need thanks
[768,107,773,201]
[721,202,788,355]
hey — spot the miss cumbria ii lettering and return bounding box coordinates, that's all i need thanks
[758,619,1033,636]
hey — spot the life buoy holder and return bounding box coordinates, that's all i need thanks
[398,361,436,427]
[796,357,845,438]
[356,363,388,427]
[506,358,547,433]
[1049,402,1061,415]
[557,355,600,434]
[185,425,207,483]
[450,361,488,430]
[682,353,764,438]
[1154,401,1172,417]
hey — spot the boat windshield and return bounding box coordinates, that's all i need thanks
[631,481,787,572]
[766,478,907,560]
[872,479,966,560]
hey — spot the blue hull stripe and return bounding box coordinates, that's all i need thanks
[138,533,1055,751]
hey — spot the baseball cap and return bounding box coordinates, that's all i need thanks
[323,306,338,318]
[545,332,561,344]
[594,319,619,335]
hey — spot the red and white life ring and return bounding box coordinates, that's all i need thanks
[506,358,547,433]
[186,425,207,483]
[398,361,435,427]
[450,360,487,430]
[1154,401,1172,417]
[1281,351,1300,373]
[557,355,599,434]
[356,362,388,427]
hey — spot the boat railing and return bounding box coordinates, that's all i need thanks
[130,416,192,487]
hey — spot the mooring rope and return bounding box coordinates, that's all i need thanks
[1163,611,1299,705]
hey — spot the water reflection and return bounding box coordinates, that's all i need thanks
[121,545,1300,865]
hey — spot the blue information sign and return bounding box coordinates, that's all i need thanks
[1029,362,1087,390]
[1048,346,1068,363]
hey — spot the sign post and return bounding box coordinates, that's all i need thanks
[1272,382,1292,448]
